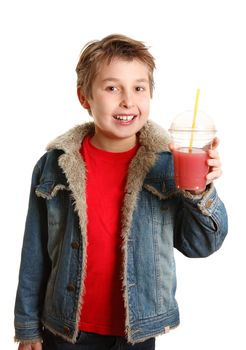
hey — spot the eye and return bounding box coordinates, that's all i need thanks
[135,86,145,92]
[106,86,118,92]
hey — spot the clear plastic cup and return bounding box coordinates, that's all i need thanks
[169,111,217,191]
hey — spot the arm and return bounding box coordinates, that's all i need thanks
[14,160,50,343]
[172,137,228,257]
[174,184,228,257]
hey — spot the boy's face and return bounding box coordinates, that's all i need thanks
[79,58,151,150]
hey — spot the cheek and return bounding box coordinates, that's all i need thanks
[90,98,108,115]
[96,94,114,110]
[139,98,150,114]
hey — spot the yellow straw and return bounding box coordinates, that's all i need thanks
[189,88,200,152]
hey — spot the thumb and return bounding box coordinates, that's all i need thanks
[168,143,175,152]
[211,137,220,149]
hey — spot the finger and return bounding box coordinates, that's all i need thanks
[168,143,175,152]
[211,137,220,149]
[206,168,222,181]
[208,148,220,159]
[207,158,221,167]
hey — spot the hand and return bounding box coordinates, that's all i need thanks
[18,342,42,350]
[168,137,222,194]
[206,137,222,184]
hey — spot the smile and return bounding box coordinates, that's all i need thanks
[113,115,136,121]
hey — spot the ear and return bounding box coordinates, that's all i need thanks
[77,88,91,110]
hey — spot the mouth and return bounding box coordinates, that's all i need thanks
[112,114,137,123]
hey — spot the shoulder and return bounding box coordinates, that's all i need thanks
[34,122,94,177]
[147,151,174,179]
[36,149,64,169]
[34,149,66,183]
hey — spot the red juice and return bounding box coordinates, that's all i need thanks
[173,147,209,191]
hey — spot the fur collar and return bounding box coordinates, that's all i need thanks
[46,120,170,153]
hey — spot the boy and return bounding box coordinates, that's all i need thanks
[14,34,228,350]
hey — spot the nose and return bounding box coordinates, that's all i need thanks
[119,91,134,109]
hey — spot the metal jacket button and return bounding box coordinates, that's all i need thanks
[205,199,213,208]
[71,241,80,249]
[63,326,70,335]
[161,206,169,211]
[67,283,76,292]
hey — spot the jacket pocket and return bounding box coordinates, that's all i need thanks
[35,181,68,200]
[143,178,178,226]
[35,181,70,226]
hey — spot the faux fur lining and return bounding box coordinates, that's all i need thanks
[120,145,161,340]
[47,122,95,153]
[41,321,77,344]
[57,152,88,343]
[46,120,171,342]
[127,322,179,346]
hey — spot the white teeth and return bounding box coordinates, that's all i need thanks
[113,115,135,121]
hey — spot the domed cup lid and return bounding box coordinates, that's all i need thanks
[169,111,217,149]
[169,110,216,133]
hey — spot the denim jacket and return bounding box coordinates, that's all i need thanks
[14,121,228,345]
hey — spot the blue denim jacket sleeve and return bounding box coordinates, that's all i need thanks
[174,184,228,257]
[14,160,51,343]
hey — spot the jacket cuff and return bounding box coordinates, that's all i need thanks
[14,322,43,344]
[180,183,218,216]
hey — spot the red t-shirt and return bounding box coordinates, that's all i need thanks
[79,136,138,336]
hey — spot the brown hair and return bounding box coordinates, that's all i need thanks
[76,34,155,100]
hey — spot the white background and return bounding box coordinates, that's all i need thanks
[1,0,245,349]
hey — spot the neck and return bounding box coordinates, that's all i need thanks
[90,132,137,152]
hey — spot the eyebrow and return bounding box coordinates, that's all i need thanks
[102,78,149,83]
